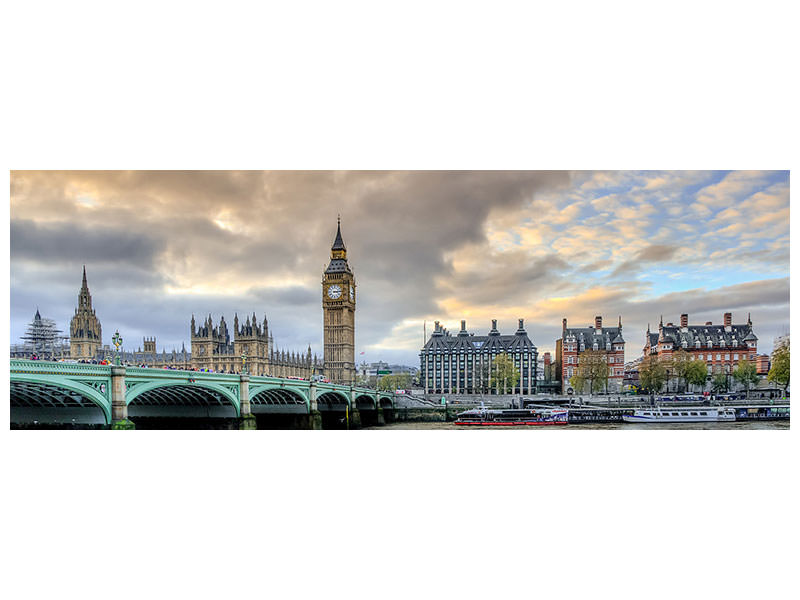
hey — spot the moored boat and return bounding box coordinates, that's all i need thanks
[454,407,568,426]
[622,407,736,423]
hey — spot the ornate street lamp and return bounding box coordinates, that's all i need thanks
[112,330,123,365]
[241,350,248,375]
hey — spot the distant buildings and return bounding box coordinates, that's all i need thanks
[559,315,626,393]
[420,319,538,395]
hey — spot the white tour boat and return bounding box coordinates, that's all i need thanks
[622,407,736,423]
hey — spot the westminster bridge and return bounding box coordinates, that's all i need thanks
[9,359,397,429]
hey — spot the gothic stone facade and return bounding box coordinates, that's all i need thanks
[322,218,356,385]
[560,315,626,393]
[188,313,321,376]
[69,267,103,359]
[420,319,539,395]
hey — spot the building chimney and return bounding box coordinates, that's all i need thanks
[680,314,688,328]
[562,318,567,334]
[595,315,602,330]
[705,321,713,326]
[724,312,732,326]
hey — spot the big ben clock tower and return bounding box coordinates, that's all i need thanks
[322,217,356,384]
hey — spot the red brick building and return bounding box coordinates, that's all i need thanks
[643,312,758,389]
[560,315,625,393]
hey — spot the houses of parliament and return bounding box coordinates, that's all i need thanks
[21,219,357,384]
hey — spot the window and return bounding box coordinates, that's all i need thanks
[699,354,703,360]
[716,354,721,361]
[725,354,730,361]
[734,353,739,360]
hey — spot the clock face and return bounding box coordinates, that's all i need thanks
[327,284,342,299]
[349,286,354,301]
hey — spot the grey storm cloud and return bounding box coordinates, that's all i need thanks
[9,170,572,359]
[11,219,166,267]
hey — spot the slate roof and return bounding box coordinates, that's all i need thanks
[422,321,537,353]
[654,324,757,348]
[564,326,625,348]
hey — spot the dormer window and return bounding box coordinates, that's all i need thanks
[593,343,598,351]
[695,340,701,348]
[707,340,713,348]
[682,340,687,348]
[606,343,611,350]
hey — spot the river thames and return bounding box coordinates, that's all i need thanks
[367,420,789,430]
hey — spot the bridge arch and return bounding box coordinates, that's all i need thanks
[316,390,351,409]
[10,374,112,425]
[354,394,377,410]
[250,386,310,412]
[126,381,241,417]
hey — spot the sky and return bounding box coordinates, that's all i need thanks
[9,170,790,365]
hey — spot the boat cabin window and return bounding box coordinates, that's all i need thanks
[681,412,688,416]
[690,412,698,416]
[700,412,707,416]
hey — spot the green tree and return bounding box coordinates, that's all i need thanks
[569,371,586,395]
[638,355,667,395]
[378,372,411,392]
[670,349,691,392]
[572,350,609,395]
[733,359,759,398]
[685,359,708,392]
[490,353,520,394]
[711,369,728,393]
[767,338,790,392]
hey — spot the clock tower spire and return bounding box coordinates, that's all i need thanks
[322,216,356,385]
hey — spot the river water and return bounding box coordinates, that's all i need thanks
[367,420,789,430]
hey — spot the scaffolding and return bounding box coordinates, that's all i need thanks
[13,310,70,360]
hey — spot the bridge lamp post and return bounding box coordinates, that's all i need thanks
[242,350,248,375]
[112,330,123,366]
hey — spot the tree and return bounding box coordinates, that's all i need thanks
[490,353,520,394]
[767,338,790,392]
[569,371,586,395]
[711,369,728,393]
[571,350,609,395]
[685,359,708,392]
[474,361,491,395]
[733,359,759,398]
[670,349,691,393]
[638,355,667,395]
[378,372,411,392]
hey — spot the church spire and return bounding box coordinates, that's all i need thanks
[331,215,346,254]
